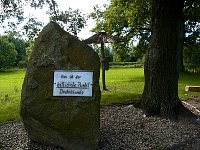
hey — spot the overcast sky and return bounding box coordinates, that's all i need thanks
[24,0,110,39]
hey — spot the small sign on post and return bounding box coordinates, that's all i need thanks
[53,70,93,97]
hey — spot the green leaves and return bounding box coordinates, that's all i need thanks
[91,0,150,38]
[0,0,24,21]
[22,17,43,40]
[0,37,17,69]
[49,8,87,36]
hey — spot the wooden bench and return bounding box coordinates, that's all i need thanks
[185,86,200,92]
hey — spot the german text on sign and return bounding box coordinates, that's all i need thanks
[53,71,93,97]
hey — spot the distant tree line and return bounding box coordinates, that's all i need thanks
[0,32,31,70]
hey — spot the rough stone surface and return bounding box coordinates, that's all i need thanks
[20,22,101,150]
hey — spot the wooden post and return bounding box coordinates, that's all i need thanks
[100,42,106,90]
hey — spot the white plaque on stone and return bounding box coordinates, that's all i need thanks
[53,70,93,97]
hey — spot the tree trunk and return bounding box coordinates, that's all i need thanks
[141,0,185,118]
[177,16,185,72]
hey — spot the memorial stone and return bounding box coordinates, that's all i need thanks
[20,21,101,150]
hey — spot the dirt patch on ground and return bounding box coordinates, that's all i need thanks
[185,95,200,111]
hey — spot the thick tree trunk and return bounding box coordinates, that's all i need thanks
[141,0,184,118]
[177,17,185,72]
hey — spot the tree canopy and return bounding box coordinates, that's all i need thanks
[0,36,17,69]
[49,7,87,36]
[6,32,28,65]
[92,0,199,41]
[91,0,150,40]
[0,0,87,39]
[91,0,200,66]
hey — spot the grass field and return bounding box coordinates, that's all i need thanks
[0,70,25,122]
[100,68,144,105]
[0,68,200,122]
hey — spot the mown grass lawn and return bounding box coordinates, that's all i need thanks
[0,70,25,122]
[0,68,200,122]
[100,68,144,105]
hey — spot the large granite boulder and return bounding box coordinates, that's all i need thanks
[20,22,101,150]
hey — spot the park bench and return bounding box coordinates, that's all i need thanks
[185,86,200,92]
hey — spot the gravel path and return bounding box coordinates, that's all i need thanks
[0,105,200,150]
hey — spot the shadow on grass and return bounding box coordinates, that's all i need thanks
[101,90,141,106]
